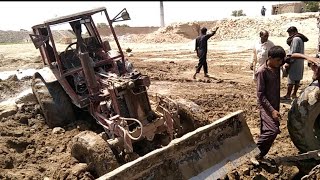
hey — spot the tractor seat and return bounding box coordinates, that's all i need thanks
[59,50,82,70]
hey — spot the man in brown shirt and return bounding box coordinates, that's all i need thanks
[251,46,286,164]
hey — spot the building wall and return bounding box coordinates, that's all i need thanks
[272,2,305,15]
[97,26,159,37]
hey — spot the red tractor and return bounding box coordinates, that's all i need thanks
[29,7,199,175]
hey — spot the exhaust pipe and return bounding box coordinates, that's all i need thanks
[79,52,99,95]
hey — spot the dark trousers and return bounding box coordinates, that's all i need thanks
[196,52,208,74]
[256,111,280,157]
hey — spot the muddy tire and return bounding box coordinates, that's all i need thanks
[288,83,320,153]
[70,131,119,177]
[31,74,75,128]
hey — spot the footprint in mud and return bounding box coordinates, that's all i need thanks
[6,138,34,153]
[195,78,223,83]
[0,154,14,169]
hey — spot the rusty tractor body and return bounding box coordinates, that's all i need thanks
[30,6,198,157]
[30,7,258,179]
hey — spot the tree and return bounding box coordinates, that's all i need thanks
[304,1,319,12]
[231,9,246,17]
[97,23,107,28]
[115,24,130,27]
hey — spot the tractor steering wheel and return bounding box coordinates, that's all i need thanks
[63,42,80,63]
[64,42,78,55]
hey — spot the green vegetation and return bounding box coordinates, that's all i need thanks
[97,23,107,28]
[304,1,319,12]
[115,24,130,28]
[231,10,246,17]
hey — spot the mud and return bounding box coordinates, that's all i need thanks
[0,14,319,179]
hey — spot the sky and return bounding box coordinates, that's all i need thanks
[1,1,298,31]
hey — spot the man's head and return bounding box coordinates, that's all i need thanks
[259,30,269,43]
[287,26,298,37]
[200,27,207,35]
[268,46,286,68]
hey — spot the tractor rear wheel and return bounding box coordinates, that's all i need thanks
[288,83,320,152]
[31,74,76,128]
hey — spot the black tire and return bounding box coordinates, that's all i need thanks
[70,131,119,177]
[288,83,320,153]
[31,74,76,128]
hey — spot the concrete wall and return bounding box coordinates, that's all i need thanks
[272,2,305,15]
[97,26,159,37]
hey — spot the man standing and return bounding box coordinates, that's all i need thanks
[250,30,275,81]
[193,26,219,79]
[281,26,309,100]
[251,46,286,164]
[261,6,266,16]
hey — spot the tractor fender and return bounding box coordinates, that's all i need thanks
[34,66,57,83]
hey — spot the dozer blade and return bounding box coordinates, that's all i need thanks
[97,110,258,180]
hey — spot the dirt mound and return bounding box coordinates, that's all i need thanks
[1,10,320,180]
[52,30,76,44]
[124,22,200,43]
[0,30,31,43]
[121,12,318,43]
[0,30,75,44]
[202,12,318,41]
[0,76,32,101]
[1,12,317,44]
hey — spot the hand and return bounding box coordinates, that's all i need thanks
[212,27,219,32]
[271,110,281,121]
[196,50,200,58]
[309,57,320,65]
[250,63,254,71]
[284,55,291,63]
[284,63,290,69]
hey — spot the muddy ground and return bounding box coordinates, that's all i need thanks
[0,34,319,179]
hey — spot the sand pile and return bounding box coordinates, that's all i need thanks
[0,12,318,44]
[0,30,75,44]
[124,22,200,43]
[0,30,31,43]
[206,12,318,41]
[125,12,318,43]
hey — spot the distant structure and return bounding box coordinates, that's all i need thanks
[271,2,305,15]
[160,1,165,27]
